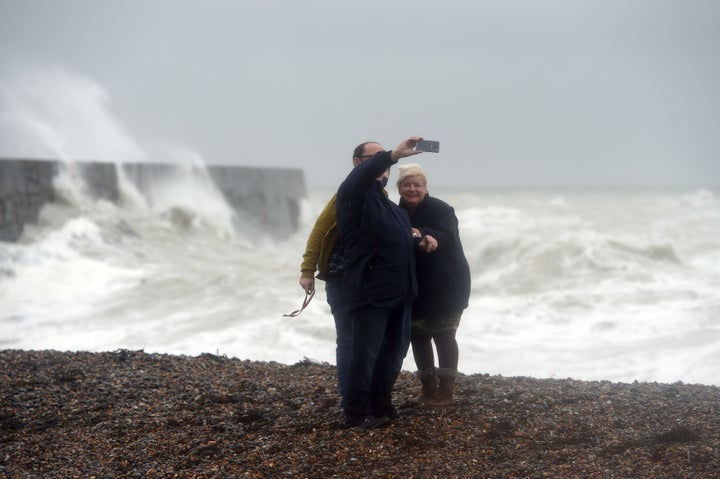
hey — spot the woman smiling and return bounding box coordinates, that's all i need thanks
[397,164,472,407]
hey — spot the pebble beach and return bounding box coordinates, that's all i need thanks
[1,349,719,478]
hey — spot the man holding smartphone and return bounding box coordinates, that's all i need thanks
[336,136,426,430]
[298,141,386,409]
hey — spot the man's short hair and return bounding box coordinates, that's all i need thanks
[352,141,379,160]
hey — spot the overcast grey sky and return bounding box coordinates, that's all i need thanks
[1,0,718,189]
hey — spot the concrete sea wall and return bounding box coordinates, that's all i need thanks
[0,158,306,242]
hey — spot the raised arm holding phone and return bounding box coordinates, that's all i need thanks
[335,136,429,431]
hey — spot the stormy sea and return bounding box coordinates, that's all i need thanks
[1,170,718,386]
[1,68,718,387]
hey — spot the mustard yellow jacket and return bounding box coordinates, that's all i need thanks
[300,194,339,281]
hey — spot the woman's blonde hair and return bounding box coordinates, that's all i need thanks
[396,163,427,187]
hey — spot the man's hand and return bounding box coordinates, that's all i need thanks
[391,136,424,162]
[299,277,315,294]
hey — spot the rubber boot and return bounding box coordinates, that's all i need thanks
[428,368,457,407]
[416,368,437,404]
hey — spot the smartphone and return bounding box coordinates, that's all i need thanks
[415,140,440,153]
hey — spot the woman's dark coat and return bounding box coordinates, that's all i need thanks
[400,194,471,319]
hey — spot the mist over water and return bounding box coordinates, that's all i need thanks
[0,66,146,163]
[1,68,719,386]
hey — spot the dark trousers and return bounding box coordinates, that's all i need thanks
[325,277,352,401]
[343,303,411,424]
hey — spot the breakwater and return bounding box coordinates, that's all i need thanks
[0,158,306,241]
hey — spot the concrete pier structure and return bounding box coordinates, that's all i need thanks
[0,158,306,242]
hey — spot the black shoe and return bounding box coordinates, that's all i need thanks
[372,404,399,419]
[343,417,365,429]
[351,415,391,432]
[385,406,400,420]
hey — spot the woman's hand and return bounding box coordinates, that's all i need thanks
[418,234,438,253]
